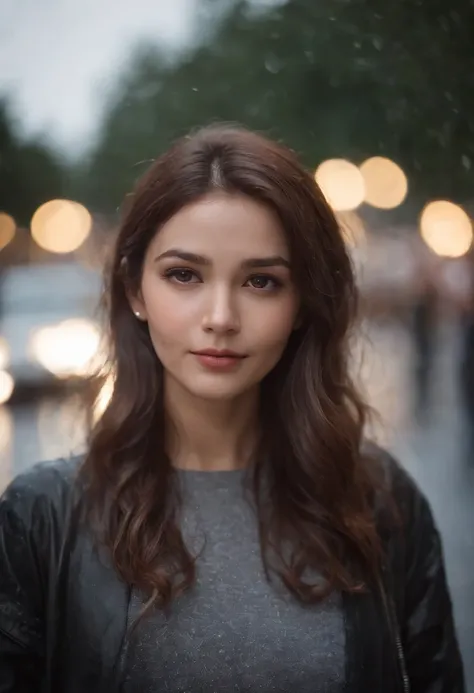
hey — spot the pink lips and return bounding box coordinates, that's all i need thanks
[191,349,247,371]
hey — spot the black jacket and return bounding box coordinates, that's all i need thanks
[0,451,465,692]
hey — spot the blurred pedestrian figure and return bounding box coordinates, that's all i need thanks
[410,246,439,423]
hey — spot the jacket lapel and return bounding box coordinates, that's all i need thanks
[51,531,131,692]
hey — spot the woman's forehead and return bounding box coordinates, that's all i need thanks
[148,193,290,261]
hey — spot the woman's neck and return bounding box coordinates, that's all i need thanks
[164,380,259,472]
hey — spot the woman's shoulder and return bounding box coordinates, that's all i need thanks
[0,455,83,529]
[0,457,84,653]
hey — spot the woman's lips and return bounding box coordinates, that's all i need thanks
[191,351,247,371]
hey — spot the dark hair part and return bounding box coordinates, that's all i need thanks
[81,124,382,616]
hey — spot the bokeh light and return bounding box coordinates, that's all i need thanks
[420,200,473,258]
[359,157,408,209]
[0,371,14,404]
[315,159,365,211]
[31,199,92,253]
[29,318,101,378]
[0,213,16,250]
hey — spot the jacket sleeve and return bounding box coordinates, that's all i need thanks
[0,475,46,690]
[400,473,465,692]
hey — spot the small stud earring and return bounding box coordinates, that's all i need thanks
[134,310,141,318]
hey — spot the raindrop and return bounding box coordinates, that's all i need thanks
[264,54,282,74]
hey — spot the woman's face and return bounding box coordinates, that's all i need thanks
[131,192,300,402]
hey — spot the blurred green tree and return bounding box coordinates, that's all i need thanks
[0,101,66,228]
[84,0,474,213]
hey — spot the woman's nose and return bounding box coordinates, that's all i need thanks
[201,287,241,334]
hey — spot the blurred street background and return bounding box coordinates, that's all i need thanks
[1,0,473,686]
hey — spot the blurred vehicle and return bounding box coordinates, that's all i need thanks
[0,262,102,392]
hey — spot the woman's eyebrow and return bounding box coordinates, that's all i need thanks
[154,249,210,264]
[154,249,290,269]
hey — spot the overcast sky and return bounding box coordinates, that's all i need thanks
[0,0,199,155]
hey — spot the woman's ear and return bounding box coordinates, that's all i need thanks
[121,257,147,320]
[127,291,147,321]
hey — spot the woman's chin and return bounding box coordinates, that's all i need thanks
[188,384,246,402]
[182,375,255,403]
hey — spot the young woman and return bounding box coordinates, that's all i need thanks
[0,125,464,692]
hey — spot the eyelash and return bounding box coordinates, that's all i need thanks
[163,268,283,291]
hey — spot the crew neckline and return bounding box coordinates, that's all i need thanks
[176,467,250,490]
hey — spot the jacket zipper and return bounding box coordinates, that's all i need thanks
[395,628,410,693]
[378,569,410,693]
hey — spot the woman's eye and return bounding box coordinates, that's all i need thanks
[246,275,280,290]
[165,268,199,284]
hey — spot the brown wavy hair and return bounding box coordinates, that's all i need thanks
[81,124,383,614]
